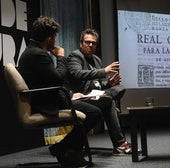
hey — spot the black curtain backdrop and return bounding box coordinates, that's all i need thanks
[40,0,87,57]
[40,0,100,57]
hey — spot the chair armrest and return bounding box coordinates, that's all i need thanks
[19,86,80,123]
[19,86,68,94]
[19,86,71,106]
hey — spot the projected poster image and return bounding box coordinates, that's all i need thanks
[118,10,170,88]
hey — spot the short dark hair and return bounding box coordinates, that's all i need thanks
[80,28,99,42]
[31,16,61,42]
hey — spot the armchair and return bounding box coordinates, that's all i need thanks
[4,63,92,167]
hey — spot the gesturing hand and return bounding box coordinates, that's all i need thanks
[108,72,121,86]
[105,61,119,74]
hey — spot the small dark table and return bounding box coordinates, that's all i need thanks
[127,105,170,162]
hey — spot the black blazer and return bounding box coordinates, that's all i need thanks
[18,40,68,115]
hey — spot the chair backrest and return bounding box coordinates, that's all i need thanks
[4,63,29,99]
[4,63,86,128]
[4,63,33,126]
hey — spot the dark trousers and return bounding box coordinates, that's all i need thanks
[59,99,101,151]
[59,85,126,150]
[82,96,125,147]
[69,96,126,149]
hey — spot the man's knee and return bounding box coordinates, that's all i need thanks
[105,85,126,100]
[99,95,112,105]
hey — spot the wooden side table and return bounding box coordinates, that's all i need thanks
[127,105,170,162]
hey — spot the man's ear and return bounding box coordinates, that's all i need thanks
[46,36,53,46]
[48,36,52,42]
[80,42,83,48]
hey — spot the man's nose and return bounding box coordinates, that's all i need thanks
[89,42,93,46]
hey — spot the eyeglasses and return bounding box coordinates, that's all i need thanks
[83,40,97,46]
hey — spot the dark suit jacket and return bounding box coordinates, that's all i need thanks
[18,39,68,115]
[67,49,110,94]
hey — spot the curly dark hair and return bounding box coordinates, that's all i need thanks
[31,16,61,42]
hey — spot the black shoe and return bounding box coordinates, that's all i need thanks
[57,149,90,167]
[49,143,62,157]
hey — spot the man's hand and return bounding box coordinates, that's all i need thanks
[72,93,86,100]
[105,61,119,74]
[108,72,121,86]
[52,46,64,57]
